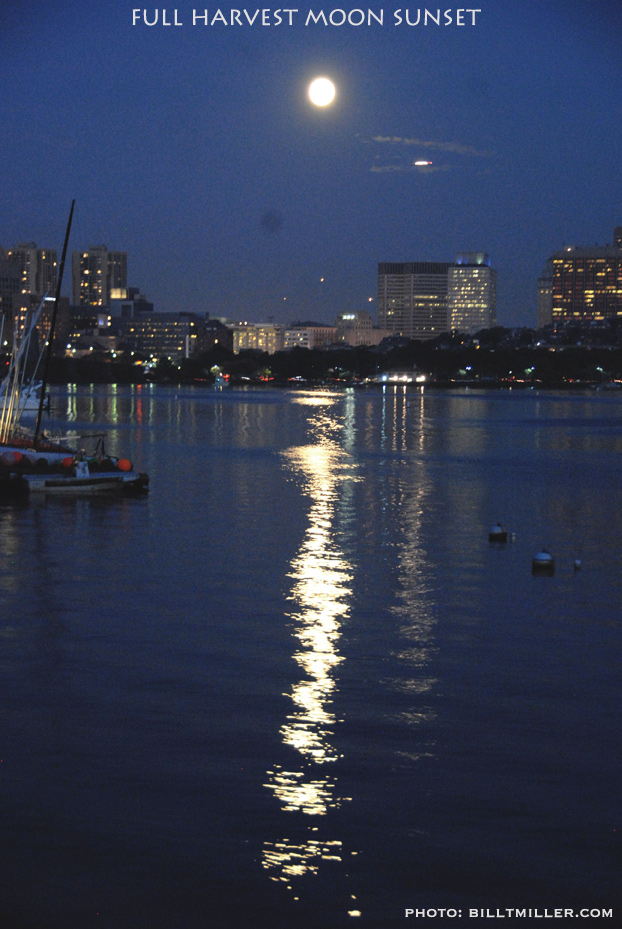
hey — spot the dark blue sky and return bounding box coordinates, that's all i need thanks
[1,0,621,327]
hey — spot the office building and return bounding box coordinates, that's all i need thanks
[109,287,154,319]
[448,253,497,334]
[377,262,451,341]
[334,310,390,347]
[549,228,622,325]
[284,323,337,349]
[199,317,233,354]
[232,322,285,354]
[72,245,127,307]
[121,312,202,361]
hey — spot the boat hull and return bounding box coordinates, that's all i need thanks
[1,469,149,496]
[0,439,76,465]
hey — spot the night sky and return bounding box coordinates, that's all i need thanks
[1,0,621,327]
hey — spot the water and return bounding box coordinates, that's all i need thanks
[0,384,620,928]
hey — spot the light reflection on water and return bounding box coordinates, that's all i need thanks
[2,385,621,925]
[380,388,440,759]
[262,393,359,899]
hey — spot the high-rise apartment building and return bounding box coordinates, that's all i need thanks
[549,228,622,325]
[72,245,127,307]
[6,243,58,295]
[377,262,451,341]
[448,253,497,334]
[13,293,70,355]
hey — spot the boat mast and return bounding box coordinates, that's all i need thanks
[34,199,75,446]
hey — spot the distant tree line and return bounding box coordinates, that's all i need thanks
[37,324,622,388]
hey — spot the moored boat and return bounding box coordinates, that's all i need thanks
[0,201,149,498]
[0,447,148,496]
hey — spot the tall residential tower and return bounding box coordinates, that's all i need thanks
[6,243,57,295]
[72,245,127,307]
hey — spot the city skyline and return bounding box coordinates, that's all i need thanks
[1,1,621,328]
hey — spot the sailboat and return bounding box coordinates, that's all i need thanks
[0,202,149,496]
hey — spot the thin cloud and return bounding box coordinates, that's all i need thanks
[370,135,495,157]
[370,163,450,173]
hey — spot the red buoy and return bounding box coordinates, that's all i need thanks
[0,451,22,467]
[117,458,132,472]
[62,457,74,469]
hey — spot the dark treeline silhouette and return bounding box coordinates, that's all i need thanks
[22,323,622,388]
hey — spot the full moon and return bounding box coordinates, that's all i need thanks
[308,77,336,107]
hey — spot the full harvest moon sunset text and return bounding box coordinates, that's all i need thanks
[131,9,482,27]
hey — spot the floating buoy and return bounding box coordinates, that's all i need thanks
[573,559,582,571]
[62,456,73,469]
[489,522,508,543]
[0,451,22,467]
[532,549,555,575]
[117,458,132,472]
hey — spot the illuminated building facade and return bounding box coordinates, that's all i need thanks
[549,229,622,325]
[377,262,451,341]
[448,253,497,334]
[109,287,154,319]
[121,312,202,361]
[1,244,58,343]
[71,245,127,307]
[6,243,57,295]
[284,323,337,349]
[13,293,70,355]
[232,322,285,354]
[333,310,388,346]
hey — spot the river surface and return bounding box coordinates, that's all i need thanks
[0,384,620,929]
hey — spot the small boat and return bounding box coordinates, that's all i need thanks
[0,201,149,498]
[0,445,148,496]
[1,452,148,496]
[532,549,555,575]
[0,378,46,415]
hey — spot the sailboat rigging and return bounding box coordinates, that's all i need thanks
[0,201,149,496]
